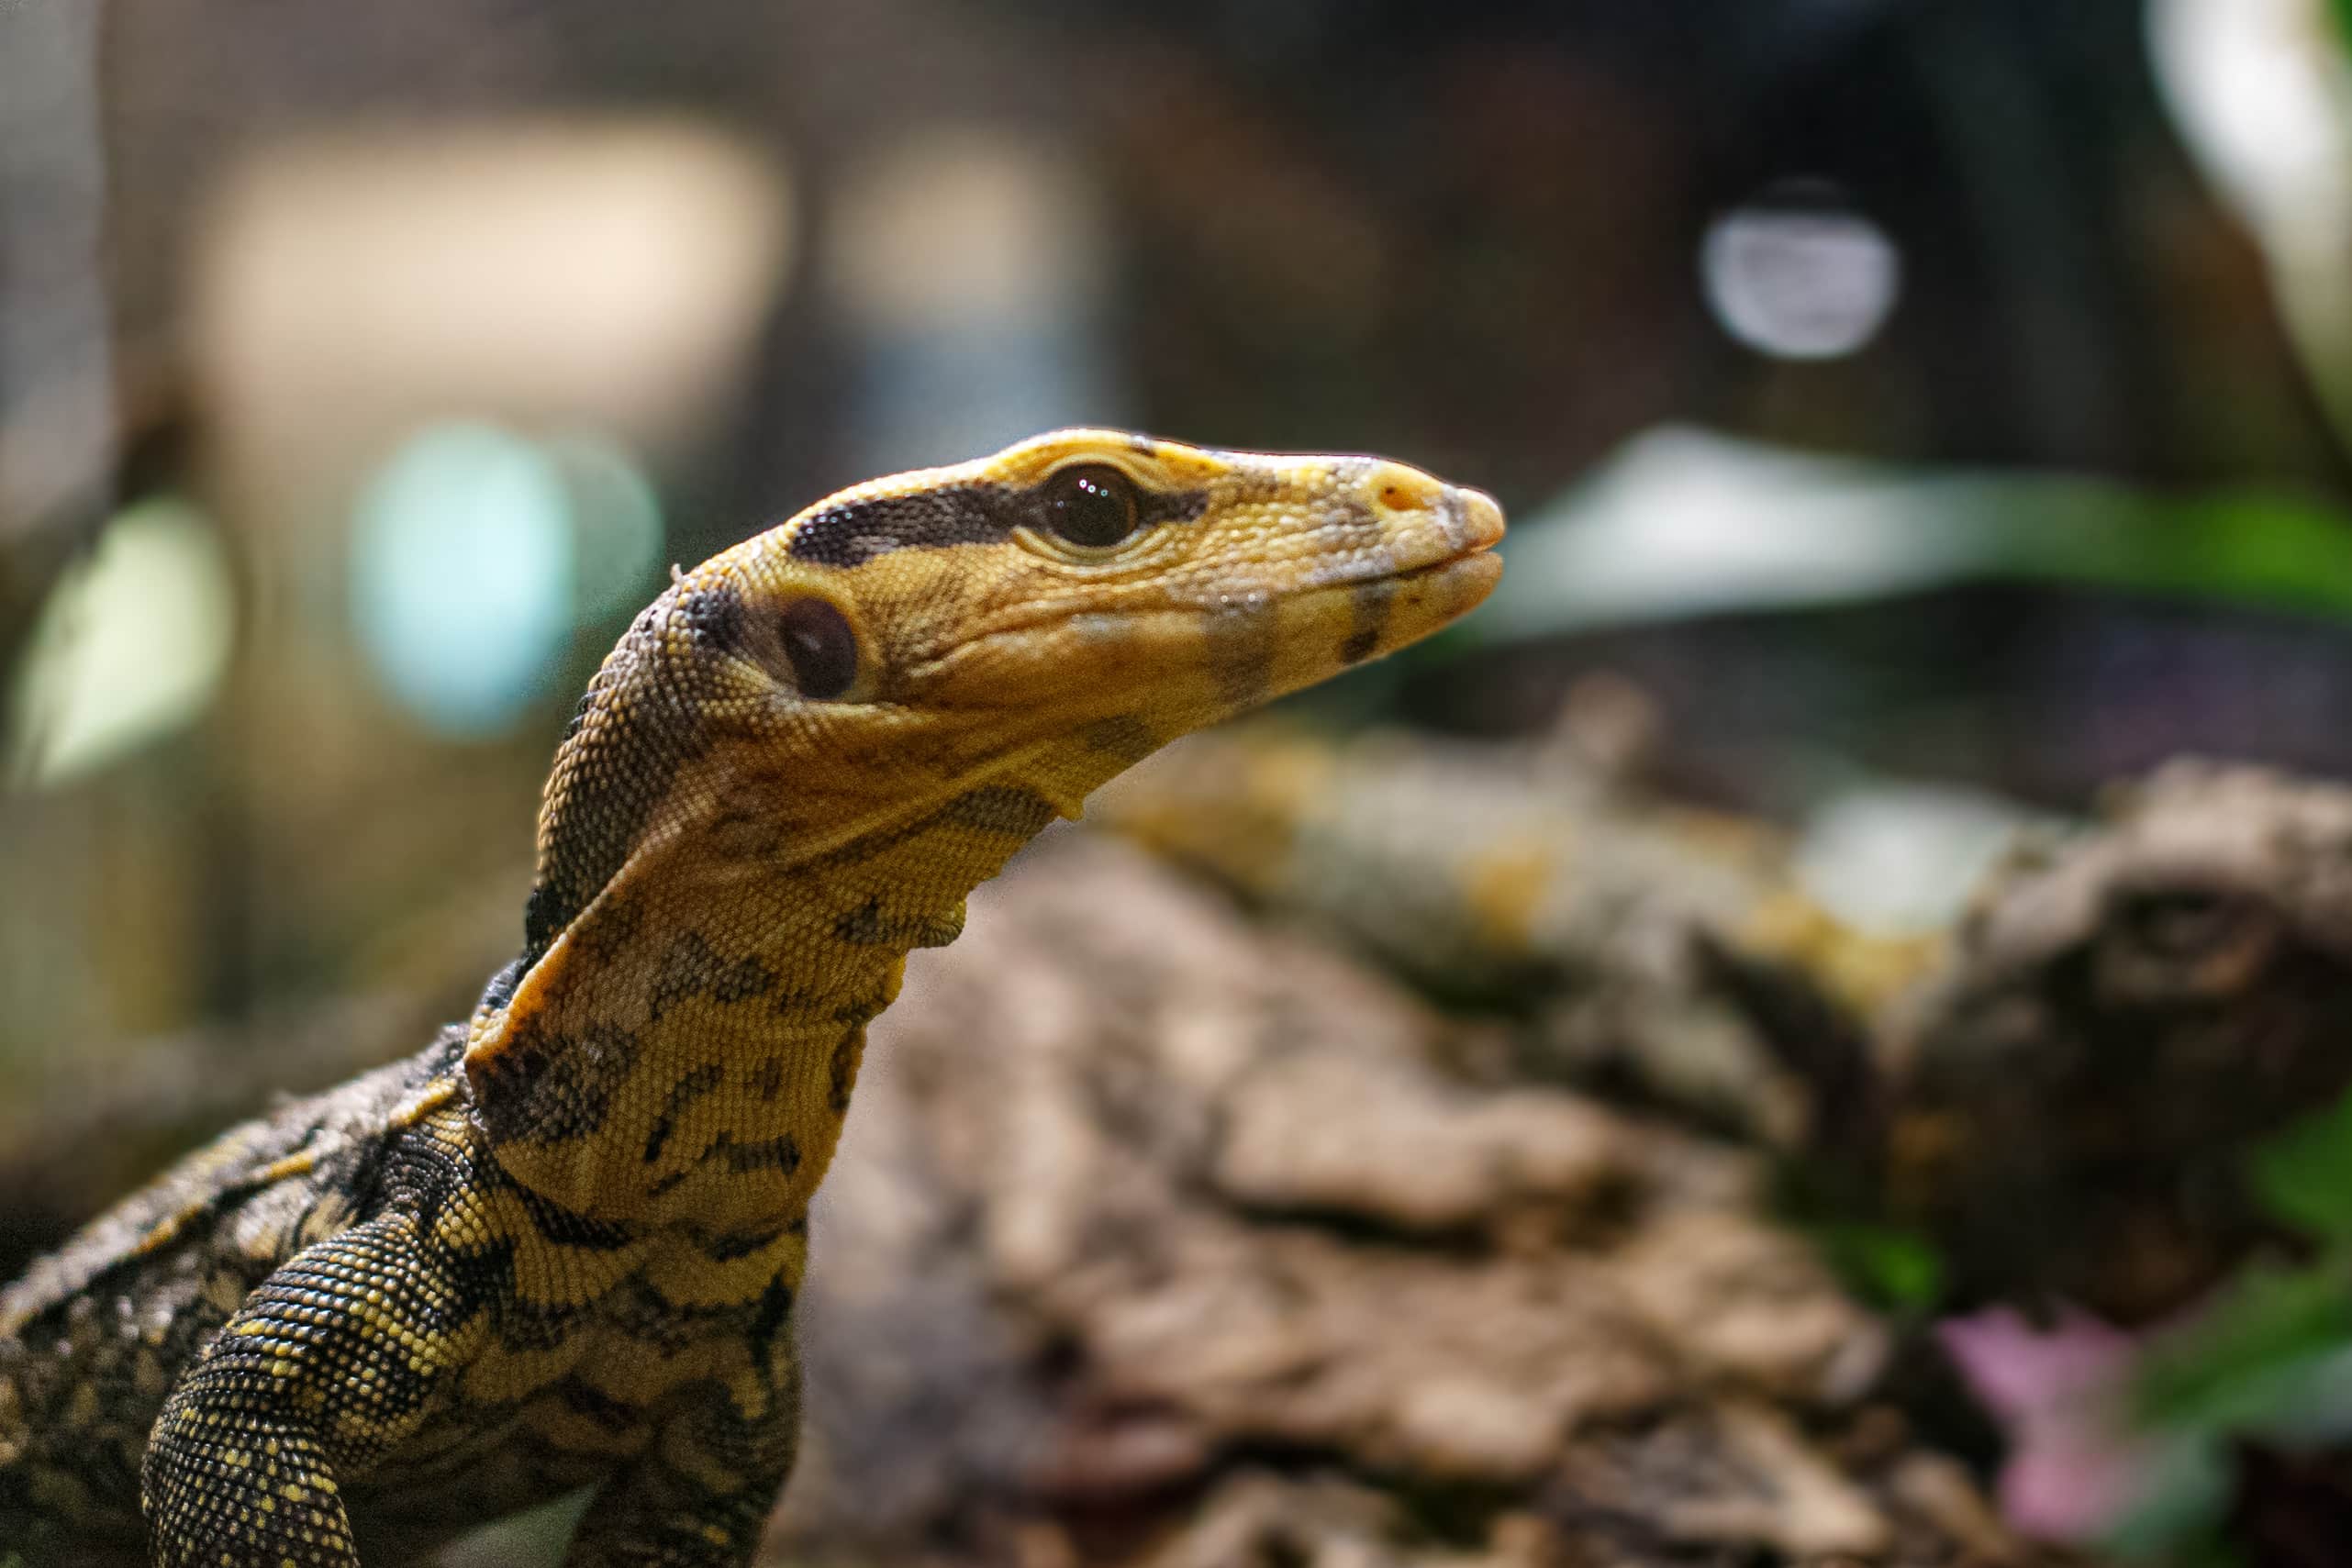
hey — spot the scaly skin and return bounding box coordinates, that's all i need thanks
[0,429,1502,1566]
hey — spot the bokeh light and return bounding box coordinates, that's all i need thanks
[1701,185,1902,360]
[6,499,237,786]
[351,422,662,739]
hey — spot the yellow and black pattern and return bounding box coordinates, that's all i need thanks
[0,429,1502,1566]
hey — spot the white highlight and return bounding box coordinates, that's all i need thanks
[1701,196,1901,361]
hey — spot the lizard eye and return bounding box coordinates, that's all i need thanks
[1040,464,1141,550]
[778,598,859,699]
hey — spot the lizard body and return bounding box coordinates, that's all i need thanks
[0,429,1502,1566]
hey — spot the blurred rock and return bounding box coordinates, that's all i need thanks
[1889,761,2352,1321]
[777,835,2078,1567]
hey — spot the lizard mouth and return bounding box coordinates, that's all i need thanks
[1386,540,1502,587]
[1277,532,1502,676]
[1320,542,1502,612]
[1359,547,1503,610]
[1324,484,1506,600]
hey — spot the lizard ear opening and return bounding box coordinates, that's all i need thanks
[776,598,859,700]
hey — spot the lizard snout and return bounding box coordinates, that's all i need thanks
[1354,462,1506,579]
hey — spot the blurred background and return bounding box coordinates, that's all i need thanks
[15,1,2352,1563]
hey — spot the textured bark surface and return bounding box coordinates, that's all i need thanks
[774,832,2079,1567]
[1886,761,2352,1323]
[1093,719,1939,1155]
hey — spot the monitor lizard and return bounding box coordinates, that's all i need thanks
[0,428,1503,1567]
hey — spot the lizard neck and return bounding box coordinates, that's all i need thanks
[463,758,1103,1233]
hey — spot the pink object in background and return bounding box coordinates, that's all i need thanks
[1939,1306,2160,1541]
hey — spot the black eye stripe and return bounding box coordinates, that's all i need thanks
[784,475,1210,566]
[786,483,1009,568]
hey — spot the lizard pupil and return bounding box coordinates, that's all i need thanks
[778,599,858,699]
[1042,465,1141,550]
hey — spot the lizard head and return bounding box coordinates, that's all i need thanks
[775,428,1502,757]
[517,428,1503,966]
[472,430,1499,1222]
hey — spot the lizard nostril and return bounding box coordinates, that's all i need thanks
[1371,467,1444,517]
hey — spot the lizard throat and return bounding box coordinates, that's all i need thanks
[461,762,1095,1231]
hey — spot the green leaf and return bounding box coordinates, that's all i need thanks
[2135,1259,2352,1433]
[1488,429,2352,644]
[2251,1083,2352,1239]
[1810,1220,1946,1310]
